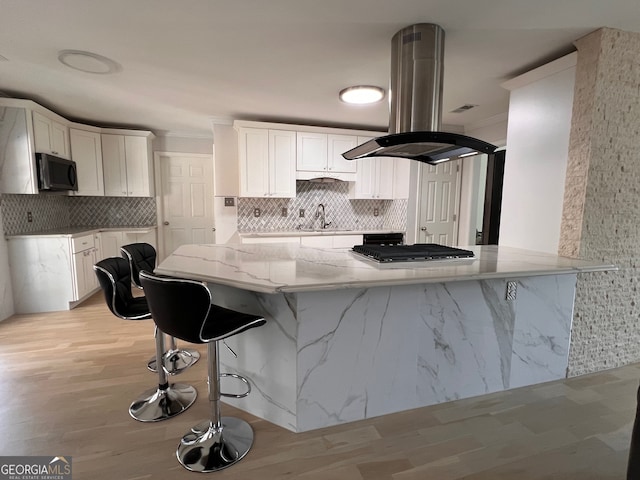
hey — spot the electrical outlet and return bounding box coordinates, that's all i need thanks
[254,208,261,217]
[27,211,33,222]
[373,208,379,217]
[299,208,305,218]
[281,207,288,217]
[224,197,235,207]
[506,281,517,301]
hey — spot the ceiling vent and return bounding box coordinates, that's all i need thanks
[451,104,478,113]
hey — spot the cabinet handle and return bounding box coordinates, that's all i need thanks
[163,221,170,225]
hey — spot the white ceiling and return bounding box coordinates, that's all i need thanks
[1,0,640,138]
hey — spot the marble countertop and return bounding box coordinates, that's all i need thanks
[238,229,404,238]
[154,243,616,294]
[6,225,157,239]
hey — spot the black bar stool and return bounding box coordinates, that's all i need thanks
[121,242,201,374]
[94,257,197,422]
[139,270,266,472]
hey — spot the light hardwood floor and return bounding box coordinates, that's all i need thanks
[0,291,637,479]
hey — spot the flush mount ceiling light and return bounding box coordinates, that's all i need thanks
[58,50,121,74]
[339,85,385,105]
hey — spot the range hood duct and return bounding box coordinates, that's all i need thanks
[343,23,497,164]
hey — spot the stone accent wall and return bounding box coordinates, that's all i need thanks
[561,28,640,376]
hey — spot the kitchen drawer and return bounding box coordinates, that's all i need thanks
[71,234,95,253]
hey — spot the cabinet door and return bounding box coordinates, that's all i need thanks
[102,134,128,196]
[32,111,69,158]
[296,132,327,172]
[269,129,296,198]
[51,121,70,158]
[238,127,270,197]
[375,157,395,199]
[71,251,89,301]
[124,136,152,196]
[327,134,357,173]
[393,158,411,199]
[32,111,52,153]
[99,231,123,259]
[70,128,104,196]
[123,230,157,252]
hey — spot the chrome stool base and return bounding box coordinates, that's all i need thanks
[147,348,201,375]
[177,417,254,472]
[129,383,197,422]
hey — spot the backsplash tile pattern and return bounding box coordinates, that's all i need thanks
[1,194,69,235]
[237,181,407,232]
[1,194,156,235]
[69,197,156,227]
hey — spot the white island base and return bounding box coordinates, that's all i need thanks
[211,274,577,432]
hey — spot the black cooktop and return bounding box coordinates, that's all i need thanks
[352,243,475,263]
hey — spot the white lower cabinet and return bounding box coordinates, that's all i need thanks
[242,234,363,248]
[7,229,155,313]
[7,233,100,313]
[99,229,157,260]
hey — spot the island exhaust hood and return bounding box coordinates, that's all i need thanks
[342,23,498,164]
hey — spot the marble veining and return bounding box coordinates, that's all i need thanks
[156,244,613,432]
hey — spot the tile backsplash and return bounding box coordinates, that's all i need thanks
[1,194,157,235]
[238,181,407,232]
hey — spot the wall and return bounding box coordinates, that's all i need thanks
[1,195,156,235]
[559,28,640,376]
[153,134,212,155]
[238,181,407,232]
[499,53,577,254]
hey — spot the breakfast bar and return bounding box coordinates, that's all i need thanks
[155,243,615,432]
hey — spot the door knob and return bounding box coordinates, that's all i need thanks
[212,227,216,232]
[163,221,170,225]
[420,227,427,231]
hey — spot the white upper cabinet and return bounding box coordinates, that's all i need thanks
[238,127,296,198]
[70,128,104,196]
[349,136,394,199]
[296,132,357,180]
[32,111,70,158]
[102,133,154,197]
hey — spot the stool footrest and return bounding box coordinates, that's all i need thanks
[220,373,251,398]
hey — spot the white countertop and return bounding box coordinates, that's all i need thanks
[238,229,403,238]
[154,243,616,294]
[6,226,157,239]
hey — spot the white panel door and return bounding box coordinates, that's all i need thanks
[417,160,461,246]
[158,153,215,259]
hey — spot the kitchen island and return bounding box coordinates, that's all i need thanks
[155,243,615,432]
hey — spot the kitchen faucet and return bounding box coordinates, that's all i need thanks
[315,203,331,229]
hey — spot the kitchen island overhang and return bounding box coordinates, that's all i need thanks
[155,244,615,432]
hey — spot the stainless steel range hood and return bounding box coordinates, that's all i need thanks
[342,23,498,164]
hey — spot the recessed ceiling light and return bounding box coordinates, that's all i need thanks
[58,50,121,74]
[339,85,385,105]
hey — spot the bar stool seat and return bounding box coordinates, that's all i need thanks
[140,270,266,472]
[94,257,197,422]
[121,242,201,375]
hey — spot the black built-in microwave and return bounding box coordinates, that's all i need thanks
[36,153,78,191]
